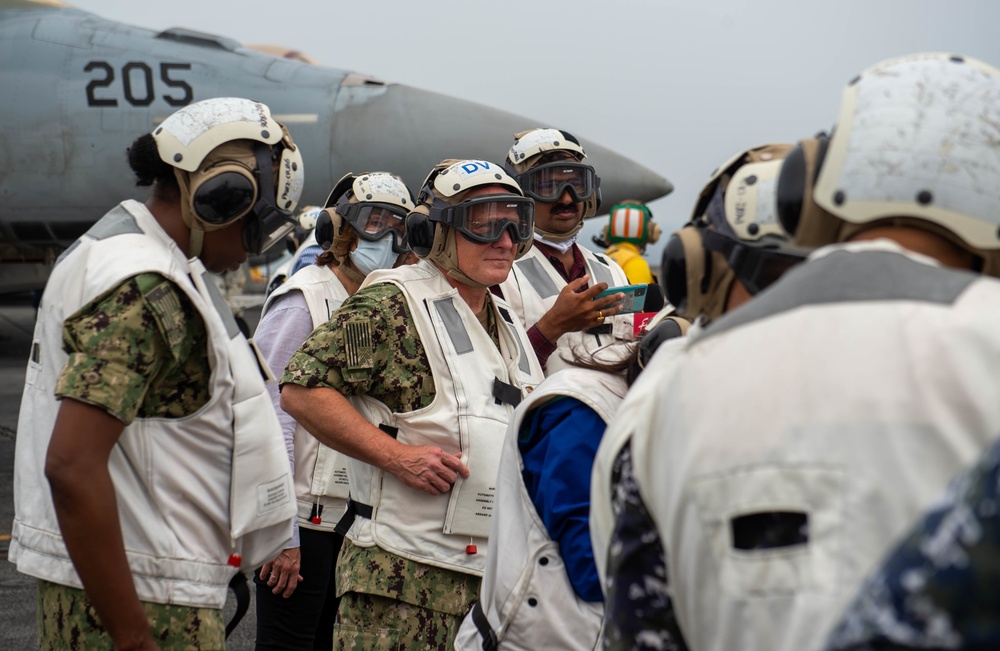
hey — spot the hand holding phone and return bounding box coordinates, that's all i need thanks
[594,283,650,314]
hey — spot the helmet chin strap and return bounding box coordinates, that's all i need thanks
[337,257,366,285]
[431,228,490,290]
[175,169,206,257]
[187,226,205,258]
[534,217,584,244]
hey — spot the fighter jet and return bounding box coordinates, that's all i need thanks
[0,0,673,294]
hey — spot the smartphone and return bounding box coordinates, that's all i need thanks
[595,283,648,314]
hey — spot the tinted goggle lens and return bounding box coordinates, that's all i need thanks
[744,249,804,294]
[521,163,597,201]
[243,204,297,256]
[193,172,256,225]
[344,203,409,252]
[447,196,534,244]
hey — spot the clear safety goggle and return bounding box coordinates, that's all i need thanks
[437,194,535,244]
[517,162,599,202]
[702,228,807,296]
[339,202,410,253]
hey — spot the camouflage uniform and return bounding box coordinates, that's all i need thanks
[824,438,1000,651]
[38,580,225,651]
[40,272,217,649]
[56,273,210,421]
[283,282,493,650]
[603,442,688,651]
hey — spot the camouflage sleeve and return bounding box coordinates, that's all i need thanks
[281,282,434,413]
[55,273,205,424]
[824,440,1000,650]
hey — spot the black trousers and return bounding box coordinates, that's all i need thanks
[254,527,343,651]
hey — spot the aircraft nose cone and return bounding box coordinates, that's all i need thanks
[329,82,672,210]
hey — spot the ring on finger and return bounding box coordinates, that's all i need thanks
[596,310,604,322]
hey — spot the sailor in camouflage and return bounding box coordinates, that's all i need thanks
[603,443,687,651]
[281,158,543,650]
[38,580,225,651]
[282,283,435,406]
[38,273,213,648]
[824,438,1000,651]
[10,98,304,650]
[55,273,210,421]
[253,172,416,650]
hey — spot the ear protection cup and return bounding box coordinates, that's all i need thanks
[647,221,662,244]
[584,185,603,218]
[776,135,830,238]
[776,145,807,236]
[405,210,435,258]
[661,224,734,321]
[661,230,694,310]
[189,162,258,227]
[314,209,338,250]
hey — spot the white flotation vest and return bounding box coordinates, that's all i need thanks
[10,200,295,609]
[455,366,626,651]
[498,245,632,374]
[341,260,545,576]
[262,264,351,532]
[635,241,1000,651]
[589,333,689,585]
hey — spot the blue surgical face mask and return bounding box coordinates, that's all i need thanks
[350,235,396,276]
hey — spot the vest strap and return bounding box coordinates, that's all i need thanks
[225,572,250,638]
[333,496,375,536]
[492,377,522,407]
[471,600,498,651]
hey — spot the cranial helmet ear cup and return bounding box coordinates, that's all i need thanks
[776,135,830,239]
[777,144,808,236]
[315,210,337,250]
[583,185,603,219]
[405,210,435,258]
[647,221,662,244]
[662,231,693,310]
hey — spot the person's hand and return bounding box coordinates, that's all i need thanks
[259,547,303,598]
[385,445,470,495]
[535,275,624,341]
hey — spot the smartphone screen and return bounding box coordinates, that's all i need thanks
[595,283,648,314]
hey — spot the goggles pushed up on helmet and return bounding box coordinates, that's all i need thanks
[339,202,410,253]
[516,162,599,203]
[701,228,806,296]
[436,194,535,244]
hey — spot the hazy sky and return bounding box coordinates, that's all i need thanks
[69,0,1000,263]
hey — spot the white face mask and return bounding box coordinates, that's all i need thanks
[534,231,579,254]
[349,236,397,276]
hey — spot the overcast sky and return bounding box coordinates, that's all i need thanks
[69,0,1000,264]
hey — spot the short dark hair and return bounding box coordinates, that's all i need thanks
[126,133,178,194]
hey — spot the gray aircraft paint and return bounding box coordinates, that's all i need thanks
[0,1,672,293]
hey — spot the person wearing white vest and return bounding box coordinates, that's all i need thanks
[253,171,415,650]
[281,159,544,650]
[633,53,1000,651]
[454,310,689,651]
[9,98,301,650]
[591,143,806,651]
[497,128,632,375]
